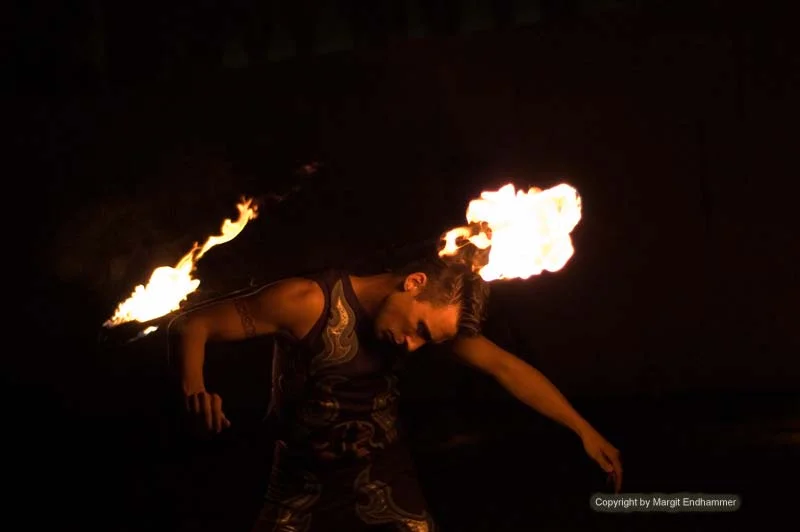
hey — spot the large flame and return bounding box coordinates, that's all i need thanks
[104,197,259,327]
[439,183,581,281]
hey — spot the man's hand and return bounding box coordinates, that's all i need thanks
[184,389,232,435]
[581,429,623,493]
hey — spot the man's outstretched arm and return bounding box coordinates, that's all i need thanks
[452,334,623,492]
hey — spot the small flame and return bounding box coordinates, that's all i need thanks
[439,183,581,281]
[104,197,259,327]
[138,326,159,338]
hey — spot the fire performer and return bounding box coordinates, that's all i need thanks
[173,254,623,531]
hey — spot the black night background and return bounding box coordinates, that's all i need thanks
[11,1,799,530]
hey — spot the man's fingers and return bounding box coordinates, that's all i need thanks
[596,452,614,474]
[610,452,623,476]
[609,451,623,493]
[201,393,212,430]
[184,392,229,435]
[212,394,224,433]
[599,446,623,493]
[191,393,201,414]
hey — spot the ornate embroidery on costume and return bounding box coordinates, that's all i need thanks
[312,420,385,460]
[300,374,348,427]
[311,279,359,375]
[354,466,435,531]
[269,472,322,532]
[371,376,399,443]
[315,374,349,394]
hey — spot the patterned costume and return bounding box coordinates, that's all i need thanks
[251,270,436,531]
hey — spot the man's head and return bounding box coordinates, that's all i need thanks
[373,258,490,352]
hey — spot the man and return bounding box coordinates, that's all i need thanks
[174,257,622,531]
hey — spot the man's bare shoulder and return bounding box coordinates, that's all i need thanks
[251,276,325,338]
[259,276,322,300]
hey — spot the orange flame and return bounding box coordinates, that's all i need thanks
[439,183,581,281]
[103,197,259,327]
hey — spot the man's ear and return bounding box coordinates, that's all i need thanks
[403,272,428,292]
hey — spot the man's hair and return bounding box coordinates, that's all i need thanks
[395,257,490,337]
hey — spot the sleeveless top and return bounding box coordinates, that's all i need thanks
[266,269,404,468]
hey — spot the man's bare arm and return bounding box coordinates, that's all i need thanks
[452,335,592,435]
[172,277,324,395]
[452,334,623,491]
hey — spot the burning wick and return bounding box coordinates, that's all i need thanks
[439,183,582,281]
[103,197,259,329]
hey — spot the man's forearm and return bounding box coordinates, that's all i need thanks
[495,356,592,437]
[175,319,209,394]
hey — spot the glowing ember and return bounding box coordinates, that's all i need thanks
[104,197,259,327]
[136,326,159,339]
[439,183,582,281]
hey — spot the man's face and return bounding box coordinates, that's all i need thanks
[373,273,460,352]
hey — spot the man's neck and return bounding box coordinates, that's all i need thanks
[349,273,399,317]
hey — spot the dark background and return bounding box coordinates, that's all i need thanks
[12,0,799,530]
